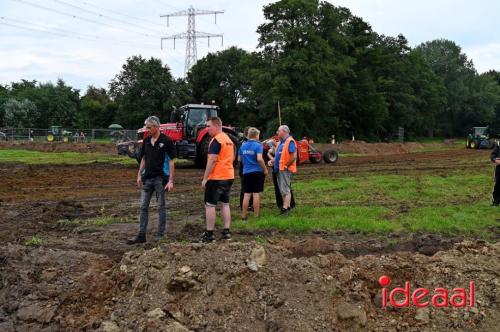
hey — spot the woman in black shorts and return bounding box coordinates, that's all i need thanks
[238,127,268,220]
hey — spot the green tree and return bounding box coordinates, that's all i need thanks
[413,39,494,136]
[109,56,175,128]
[188,47,257,126]
[76,86,116,128]
[3,98,38,128]
[9,79,79,128]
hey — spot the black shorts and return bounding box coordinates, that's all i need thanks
[205,179,234,206]
[242,172,265,193]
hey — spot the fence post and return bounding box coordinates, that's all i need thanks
[91,129,95,142]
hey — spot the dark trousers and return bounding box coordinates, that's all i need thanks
[272,171,296,209]
[494,165,500,202]
[139,176,167,236]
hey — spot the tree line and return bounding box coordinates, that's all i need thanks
[1,0,499,141]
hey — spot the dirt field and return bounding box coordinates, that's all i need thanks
[0,142,498,331]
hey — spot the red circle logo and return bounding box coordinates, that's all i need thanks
[378,275,391,287]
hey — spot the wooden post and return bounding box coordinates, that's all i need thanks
[278,101,282,126]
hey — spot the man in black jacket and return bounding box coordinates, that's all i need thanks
[491,142,500,206]
[127,116,176,244]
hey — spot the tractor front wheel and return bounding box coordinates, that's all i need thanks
[470,140,478,149]
[323,150,338,164]
[309,155,322,164]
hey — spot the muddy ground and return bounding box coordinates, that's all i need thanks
[0,143,498,331]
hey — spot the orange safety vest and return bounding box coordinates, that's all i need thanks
[278,136,297,173]
[208,132,235,180]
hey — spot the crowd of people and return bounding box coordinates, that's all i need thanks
[126,115,500,245]
[126,116,298,244]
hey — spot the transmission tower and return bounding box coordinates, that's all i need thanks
[160,6,224,76]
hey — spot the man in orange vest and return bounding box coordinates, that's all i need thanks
[269,125,297,216]
[200,117,235,242]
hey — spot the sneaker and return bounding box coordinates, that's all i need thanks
[280,208,290,217]
[493,200,500,206]
[221,229,232,241]
[126,234,146,245]
[199,231,215,243]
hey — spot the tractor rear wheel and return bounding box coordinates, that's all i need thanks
[196,136,210,167]
[323,150,338,164]
[196,133,239,168]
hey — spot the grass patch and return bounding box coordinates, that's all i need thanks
[57,216,135,226]
[24,235,44,246]
[0,149,136,165]
[232,170,497,237]
[0,149,194,166]
[233,206,397,233]
[399,204,498,236]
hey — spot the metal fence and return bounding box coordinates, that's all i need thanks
[0,127,138,143]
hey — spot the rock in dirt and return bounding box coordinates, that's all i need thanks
[16,303,57,323]
[147,308,166,320]
[415,307,430,323]
[100,320,120,332]
[247,246,267,271]
[335,301,367,327]
[292,237,334,257]
[165,321,192,332]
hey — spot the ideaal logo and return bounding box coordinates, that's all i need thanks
[378,275,475,308]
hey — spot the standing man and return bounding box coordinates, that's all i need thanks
[491,141,500,206]
[268,125,297,216]
[127,116,176,244]
[200,117,235,242]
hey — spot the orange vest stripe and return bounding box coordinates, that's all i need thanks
[279,136,297,173]
[208,132,235,180]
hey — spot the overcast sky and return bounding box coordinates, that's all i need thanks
[1,0,499,92]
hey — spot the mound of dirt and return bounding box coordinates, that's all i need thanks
[0,141,116,154]
[313,141,426,156]
[2,240,497,331]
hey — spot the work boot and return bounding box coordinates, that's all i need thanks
[126,233,146,245]
[155,234,165,242]
[221,229,232,241]
[199,231,215,243]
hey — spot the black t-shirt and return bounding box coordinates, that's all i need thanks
[140,133,176,179]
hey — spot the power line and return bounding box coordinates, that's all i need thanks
[10,0,161,39]
[70,0,165,29]
[48,0,164,35]
[0,17,158,49]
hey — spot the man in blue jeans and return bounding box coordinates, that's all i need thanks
[127,116,176,244]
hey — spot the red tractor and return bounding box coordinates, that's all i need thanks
[117,104,240,166]
[262,136,338,165]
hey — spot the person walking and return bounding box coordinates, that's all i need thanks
[268,125,297,216]
[127,116,176,244]
[238,127,268,220]
[200,117,235,242]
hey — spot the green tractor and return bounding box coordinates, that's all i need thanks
[47,126,72,143]
[466,126,500,149]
